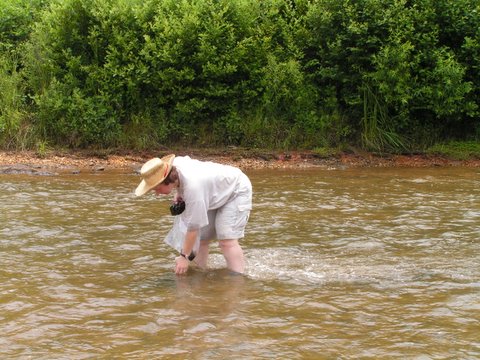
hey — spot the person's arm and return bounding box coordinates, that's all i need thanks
[175,229,198,275]
[182,229,197,257]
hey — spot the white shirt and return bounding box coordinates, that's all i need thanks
[173,156,244,230]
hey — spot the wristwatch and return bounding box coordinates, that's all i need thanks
[180,252,196,261]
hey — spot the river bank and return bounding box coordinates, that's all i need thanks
[0,148,479,175]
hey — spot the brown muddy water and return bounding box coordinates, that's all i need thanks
[1,167,479,359]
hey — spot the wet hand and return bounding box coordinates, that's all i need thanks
[175,256,189,275]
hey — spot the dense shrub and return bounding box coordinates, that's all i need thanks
[301,0,479,150]
[0,0,46,148]
[0,0,478,150]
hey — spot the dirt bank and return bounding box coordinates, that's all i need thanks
[0,148,478,175]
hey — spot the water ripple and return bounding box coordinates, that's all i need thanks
[1,169,479,359]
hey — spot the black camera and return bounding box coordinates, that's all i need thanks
[170,201,185,216]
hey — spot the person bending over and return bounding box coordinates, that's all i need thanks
[135,154,252,275]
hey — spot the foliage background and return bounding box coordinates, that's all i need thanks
[0,0,479,151]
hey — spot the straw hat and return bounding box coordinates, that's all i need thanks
[135,154,175,196]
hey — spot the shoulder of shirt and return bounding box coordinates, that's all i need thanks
[173,155,191,164]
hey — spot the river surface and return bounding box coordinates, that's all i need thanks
[1,167,479,359]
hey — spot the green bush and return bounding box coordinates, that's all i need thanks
[301,0,479,150]
[0,0,478,151]
[0,0,46,55]
[34,80,119,147]
[0,53,31,149]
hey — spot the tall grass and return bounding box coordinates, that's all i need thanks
[0,54,33,149]
[426,141,480,160]
[361,84,406,152]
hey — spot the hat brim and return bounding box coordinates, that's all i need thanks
[135,154,175,196]
[135,179,156,196]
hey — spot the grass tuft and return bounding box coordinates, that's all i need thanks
[426,141,480,160]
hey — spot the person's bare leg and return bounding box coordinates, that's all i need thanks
[193,240,210,270]
[219,239,245,274]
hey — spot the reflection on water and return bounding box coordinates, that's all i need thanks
[1,168,479,359]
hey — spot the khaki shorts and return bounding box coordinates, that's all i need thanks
[200,173,252,240]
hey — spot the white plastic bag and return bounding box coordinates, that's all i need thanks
[164,216,200,253]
